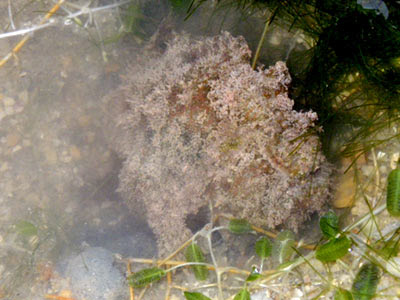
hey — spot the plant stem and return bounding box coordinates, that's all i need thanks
[207,229,223,300]
[252,9,276,70]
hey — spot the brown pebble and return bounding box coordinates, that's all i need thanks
[104,62,120,73]
[86,132,96,143]
[78,115,91,127]
[18,90,29,103]
[6,133,20,147]
[70,145,81,160]
[26,193,40,205]
[59,289,74,297]
[44,146,58,165]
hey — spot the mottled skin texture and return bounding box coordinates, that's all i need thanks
[107,32,332,256]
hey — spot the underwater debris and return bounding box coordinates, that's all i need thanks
[107,31,333,255]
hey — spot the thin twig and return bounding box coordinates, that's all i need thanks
[0,0,131,68]
[371,148,381,205]
[207,228,223,300]
[0,0,65,68]
[165,264,171,300]
[158,237,193,267]
[125,257,251,276]
[127,261,135,300]
[0,21,55,39]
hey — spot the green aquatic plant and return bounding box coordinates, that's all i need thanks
[180,0,400,162]
[14,220,38,238]
[254,236,272,259]
[233,288,251,300]
[127,219,301,299]
[228,219,253,235]
[315,236,352,263]
[386,167,400,217]
[114,3,400,298]
[128,267,166,288]
[334,288,354,300]
[351,263,380,300]
[127,184,400,299]
[185,242,209,281]
[271,230,295,265]
[184,291,212,300]
[319,210,340,239]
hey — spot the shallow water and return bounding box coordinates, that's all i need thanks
[2,2,398,300]
[0,1,333,299]
[0,1,161,298]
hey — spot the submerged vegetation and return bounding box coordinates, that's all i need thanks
[179,0,400,162]
[1,0,400,299]
[121,1,400,299]
[107,31,333,256]
[126,165,400,298]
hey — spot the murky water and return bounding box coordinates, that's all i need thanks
[0,1,310,296]
[0,1,348,299]
[1,1,398,300]
[0,1,161,298]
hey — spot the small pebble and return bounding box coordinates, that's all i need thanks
[18,90,28,103]
[12,145,22,153]
[15,106,24,113]
[6,133,20,147]
[293,288,303,297]
[3,97,15,107]
[86,132,95,143]
[59,290,74,298]
[44,146,58,164]
[377,151,387,160]
[26,193,40,205]
[70,145,81,160]
[23,139,31,147]
[361,164,374,176]
[78,115,91,127]
[0,162,8,172]
[61,155,72,163]
[4,106,14,115]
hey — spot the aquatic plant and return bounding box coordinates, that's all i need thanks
[125,194,400,299]
[386,167,400,216]
[122,140,400,298]
[107,31,333,255]
[182,0,400,162]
